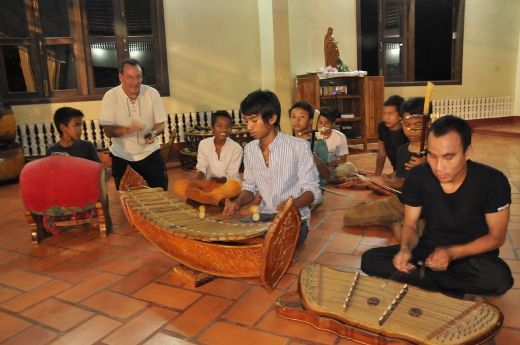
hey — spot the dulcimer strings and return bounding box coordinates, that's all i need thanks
[309,272,486,332]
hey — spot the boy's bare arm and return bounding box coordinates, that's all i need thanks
[394,205,422,273]
[275,190,314,213]
[375,141,387,176]
[329,154,347,167]
[313,152,330,181]
[223,190,254,216]
[382,175,404,190]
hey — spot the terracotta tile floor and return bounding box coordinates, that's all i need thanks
[1,127,520,344]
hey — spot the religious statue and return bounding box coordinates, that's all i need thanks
[324,27,340,68]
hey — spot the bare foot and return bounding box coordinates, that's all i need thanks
[463,293,488,302]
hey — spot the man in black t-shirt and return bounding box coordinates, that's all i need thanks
[361,115,514,298]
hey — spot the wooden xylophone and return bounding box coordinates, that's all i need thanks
[118,167,301,291]
[120,187,270,241]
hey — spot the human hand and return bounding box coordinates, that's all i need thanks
[312,152,322,164]
[144,130,157,144]
[128,120,145,134]
[223,198,240,216]
[275,199,289,213]
[393,248,415,274]
[366,177,391,196]
[425,247,452,271]
[188,171,207,181]
[192,178,212,192]
[405,155,426,170]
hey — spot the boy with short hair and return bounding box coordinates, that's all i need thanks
[317,108,357,183]
[223,90,320,244]
[375,95,408,176]
[173,110,243,206]
[343,97,428,240]
[46,107,101,163]
[289,101,330,209]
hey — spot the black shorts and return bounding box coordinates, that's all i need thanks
[111,149,168,191]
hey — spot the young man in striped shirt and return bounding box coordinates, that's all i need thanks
[223,90,321,244]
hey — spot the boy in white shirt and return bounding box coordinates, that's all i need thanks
[317,108,357,183]
[174,111,243,206]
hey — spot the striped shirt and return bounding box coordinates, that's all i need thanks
[242,132,321,226]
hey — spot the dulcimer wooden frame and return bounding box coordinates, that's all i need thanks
[276,263,503,345]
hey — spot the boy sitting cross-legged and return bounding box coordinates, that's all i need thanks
[374,95,408,176]
[174,110,243,206]
[343,97,429,240]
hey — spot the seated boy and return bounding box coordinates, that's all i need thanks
[289,101,330,209]
[46,107,101,163]
[45,107,105,230]
[223,90,321,245]
[375,95,409,176]
[174,110,243,206]
[317,108,357,183]
[343,97,428,240]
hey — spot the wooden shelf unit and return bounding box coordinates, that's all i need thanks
[294,73,384,151]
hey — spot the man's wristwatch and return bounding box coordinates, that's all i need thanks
[151,129,158,137]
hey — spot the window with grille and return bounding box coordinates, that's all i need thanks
[0,0,168,104]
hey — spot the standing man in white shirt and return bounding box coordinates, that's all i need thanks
[100,58,168,191]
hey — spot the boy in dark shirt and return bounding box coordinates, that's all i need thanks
[343,97,427,240]
[374,95,408,176]
[46,107,101,163]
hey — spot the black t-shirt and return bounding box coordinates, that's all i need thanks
[395,142,418,179]
[402,160,511,251]
[46,139,101,163]
[377,121,409,171]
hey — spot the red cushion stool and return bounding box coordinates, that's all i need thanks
[19,155,112,243]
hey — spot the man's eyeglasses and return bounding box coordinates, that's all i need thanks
[122,75,142,83]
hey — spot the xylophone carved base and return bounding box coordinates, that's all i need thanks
[173,264,216,288]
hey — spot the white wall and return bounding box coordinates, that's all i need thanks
[162,0,264,114]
